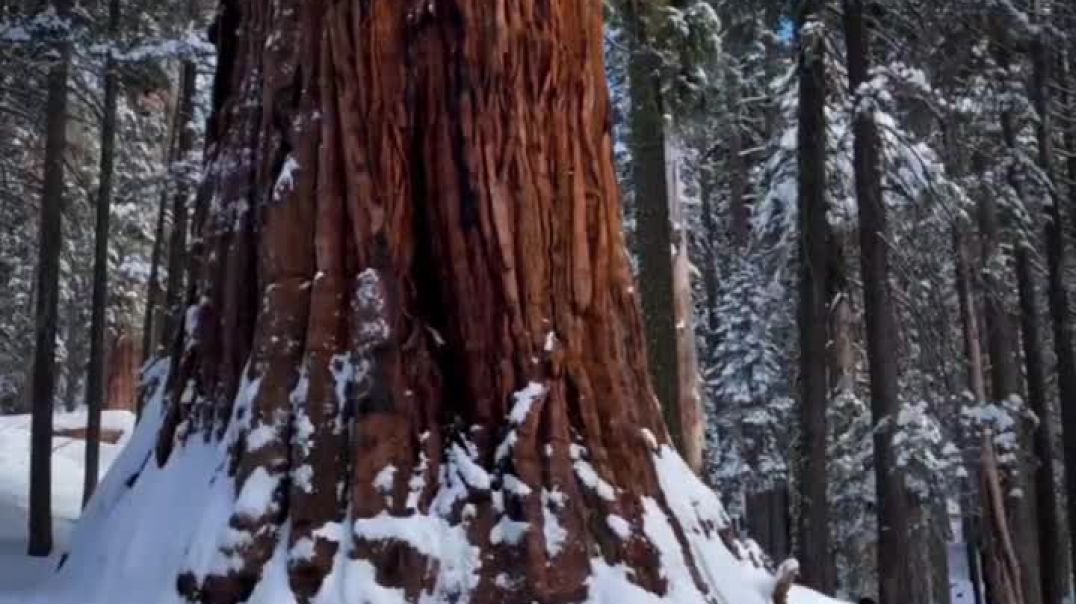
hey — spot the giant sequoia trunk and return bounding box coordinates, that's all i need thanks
[50,2,794,604]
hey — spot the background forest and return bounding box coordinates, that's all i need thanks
[4,0,1076,603]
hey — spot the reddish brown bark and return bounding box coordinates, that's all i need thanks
[105,333,139,412]
[150,2,727,603]
[55,427,125,444]
[981,435,1027,604]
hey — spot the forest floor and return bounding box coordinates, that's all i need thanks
[0,406,968,604]
[0,408,134,602]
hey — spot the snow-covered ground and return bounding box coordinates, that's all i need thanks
[0,409,135,602]
[0,395,842,604]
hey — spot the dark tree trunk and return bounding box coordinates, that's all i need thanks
[141,187,169,368]
[996,77,1049,604]
[142,99,182,366]
[1046,32,1076,602]
[28,0,72,558]
[843,3,926,601]
[83,0,121,508]
[1014,247,1061,604]
[953,223,988,604]
[795,0,834,593]
[746,484,791,563]
[160,57,198,355]
[623,0,683,455]
[1026,17,1069,601]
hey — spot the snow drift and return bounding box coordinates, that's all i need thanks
[23,362,840,604]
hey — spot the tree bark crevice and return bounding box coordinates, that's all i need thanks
[144,2,733,603]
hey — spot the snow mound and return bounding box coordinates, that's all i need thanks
[27,372,843,604]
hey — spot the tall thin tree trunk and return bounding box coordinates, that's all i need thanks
[83,0,121,507]
[667,139,705,473]
[795,0,834,593]
[843,2,926,601]
[1043,24,1076,601]
[624,0,683,454]
[28,0,72,557]
[953,224,988,604]
[141,100,182,366]
[997,85,1050,604]
[983,435,1029,604]
[1015,246,1061,604]
[1014,14,1067,600]
[160,57,198,355]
